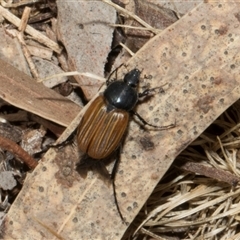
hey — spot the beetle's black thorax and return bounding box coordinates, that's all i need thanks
[104,81,138,111]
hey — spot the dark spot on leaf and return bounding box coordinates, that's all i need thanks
[234,13,240,22]
[72,217,78,223]
[218,25,228,35]
[177,129,183,135]
[121,192,126,197]
[212,77,222,85]
[127,206,132,211]
[131,155,136,159]
[139,136,154,151]
[196,95,214,114]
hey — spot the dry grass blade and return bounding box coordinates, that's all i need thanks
[102,0,160,34]
[39,72,106,84]
[133,101,240,239]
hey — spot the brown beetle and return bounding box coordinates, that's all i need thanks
[76,68,175,221]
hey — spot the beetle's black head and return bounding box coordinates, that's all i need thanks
[123,68,141,88]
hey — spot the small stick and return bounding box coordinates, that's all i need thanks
[17,32,39,79]
[0,136,38,169]
[18,6,31,32]
[17,6,39,79]
[179,161,240,187]
[0,5,62,53]
[1,0,41,8]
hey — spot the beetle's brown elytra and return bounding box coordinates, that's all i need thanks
[77,95,129,160]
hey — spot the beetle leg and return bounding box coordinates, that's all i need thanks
[76,155,110,180]
[76,154,94,178]
[97,161,111,180]
[42,133,76,156]
[106,63,124,85]
[106,78,115,86]
[106,63,132,86]
[110,147,121,180]
[138,85,166,98]
[111,146,126,224]
[131,110,176,129]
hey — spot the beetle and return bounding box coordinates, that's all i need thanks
[76,68,175,221]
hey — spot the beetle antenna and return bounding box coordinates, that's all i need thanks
[138,84,168,98]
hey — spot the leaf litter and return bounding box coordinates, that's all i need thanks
[0,1,240,240]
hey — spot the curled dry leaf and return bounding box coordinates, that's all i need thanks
[3,1,240,239]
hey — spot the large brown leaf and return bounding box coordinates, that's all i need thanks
[0,59,81,127]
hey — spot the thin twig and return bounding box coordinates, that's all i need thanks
[17,32,39,79]
[0,5,62,53]
[0,136,38,169]
[102,0,160,35]
[179,161,240,186]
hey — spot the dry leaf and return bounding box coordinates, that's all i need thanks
[57,0,117,100]
[0,59,81,127]
[0,27,30,75]
[0,171,17,190]
[32,57,69,88]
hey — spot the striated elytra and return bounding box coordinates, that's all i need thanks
[77,69,141,160]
